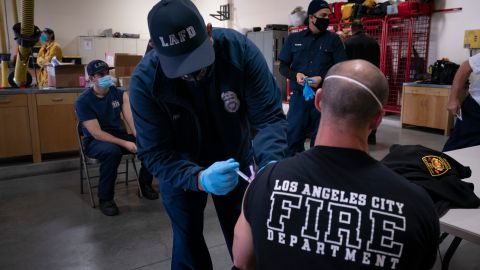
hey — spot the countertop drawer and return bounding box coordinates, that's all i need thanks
[0,95,28,108]
[36,93,77,105]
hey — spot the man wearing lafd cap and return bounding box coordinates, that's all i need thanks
[129,0,287,269]
[75,60,159,216]
[279,0,347,156]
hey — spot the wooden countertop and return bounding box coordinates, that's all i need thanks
[0,88,86,95]
[403,82,452,89]
[0,87,126,95]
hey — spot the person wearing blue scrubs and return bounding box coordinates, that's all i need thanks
[279,0,347,156]
[129,0,288,269]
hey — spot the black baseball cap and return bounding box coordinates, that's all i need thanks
[42,28,54,34]
[308,0,330,15]
[147,0,215,78]
[87,60,114,76]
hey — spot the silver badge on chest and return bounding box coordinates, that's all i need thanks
[221,91,240,113]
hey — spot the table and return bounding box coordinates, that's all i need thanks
[440,145,480,269]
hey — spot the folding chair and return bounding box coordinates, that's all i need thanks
[76,121,143,208]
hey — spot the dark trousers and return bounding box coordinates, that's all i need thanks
[160,180,247,270]
[84,134,153,201]
[443,95,480,151]
[286,92,320,156]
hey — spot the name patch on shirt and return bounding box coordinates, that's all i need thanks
[111,100,120,109]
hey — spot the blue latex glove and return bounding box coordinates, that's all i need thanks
[200,158,239,195]
[303,78,316,101]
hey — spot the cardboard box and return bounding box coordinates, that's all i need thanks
[118,76,131,91]
[47,65,86,88]
[105,53,142,77]
[115,66,138,77]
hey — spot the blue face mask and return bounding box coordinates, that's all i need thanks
[40,33,48,43]
[97,75,113,89]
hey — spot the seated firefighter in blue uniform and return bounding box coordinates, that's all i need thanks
[75,60,159,216]
[128,0,288,269]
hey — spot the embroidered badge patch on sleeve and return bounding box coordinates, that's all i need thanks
[221,91,240,113]
[422,155,451,177]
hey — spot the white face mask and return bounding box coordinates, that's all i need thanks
[323,75,383,109]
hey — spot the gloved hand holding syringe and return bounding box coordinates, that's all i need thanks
[235,168,253,183]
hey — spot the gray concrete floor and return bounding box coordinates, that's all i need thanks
[1,116,480,269]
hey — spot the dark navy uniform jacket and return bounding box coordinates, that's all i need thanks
[279,29,347,92]
[129,28,288,191]
[345,31,380,67]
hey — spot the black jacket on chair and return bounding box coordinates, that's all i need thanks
[381,144,480,216]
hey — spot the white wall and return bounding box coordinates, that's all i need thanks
[4,0,158,56]
[194,0,479,65]
[193,0,311,32]
[428,0,477,64]
[2,0,479,65]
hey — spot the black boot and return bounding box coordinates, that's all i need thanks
[139,184,159,200]
[99,200,119,216]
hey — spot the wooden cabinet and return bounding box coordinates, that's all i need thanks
[400,85,453,135]
[35,93,79,154]
[0,95,33,158]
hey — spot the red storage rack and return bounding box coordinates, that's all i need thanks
[409,16,430,82]
[381,17,412,113]
[284,12,431,112]
[381,15,430,113]
[361,18,384,45]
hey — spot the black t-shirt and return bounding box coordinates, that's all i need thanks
[244,146,439,270]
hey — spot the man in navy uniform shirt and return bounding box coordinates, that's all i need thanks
[345,20,381,145]
[75,60,158,216]
[129,0,288,269]
[279,0,347,156]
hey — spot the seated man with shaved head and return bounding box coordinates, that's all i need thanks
[232,60,439,270]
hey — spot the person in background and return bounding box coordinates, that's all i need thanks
[279,0,347,156]
[36,28,62,87]
[345,20,381,145]
[444,52,480,151]
[75,60,159,216]
[129,0,288,268]
[233,60,439,270]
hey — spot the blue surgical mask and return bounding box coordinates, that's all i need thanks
[40,33,48,43]
[97,75,113,89]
